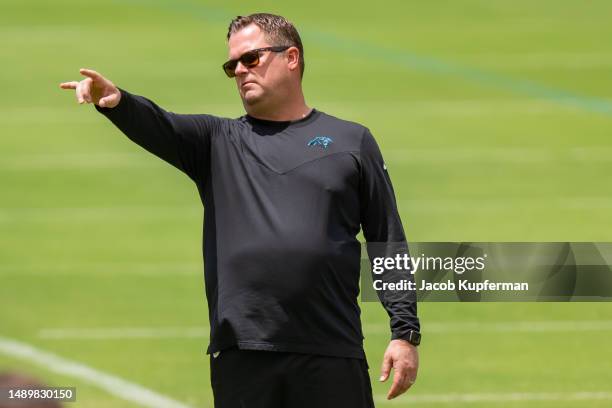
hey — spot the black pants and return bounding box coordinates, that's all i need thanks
[210,347,375,408]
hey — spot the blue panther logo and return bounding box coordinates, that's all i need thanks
[307,136,334,149]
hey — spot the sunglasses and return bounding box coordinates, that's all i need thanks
[222,46,291,78]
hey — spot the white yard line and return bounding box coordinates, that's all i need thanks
[4,195,612,225]
[0,336,194,408]
[38,320,612,340]
[0,99,587,125]
[2,146,611,171]
[398,197,612,212]
[313,99,586,115]
[385,147,612,164]
[0,206,200,224]
[0,152,156,170]
[364,320,612,334]
[0,261,201,276]
[375,391,612,404]
[39,327,209,340]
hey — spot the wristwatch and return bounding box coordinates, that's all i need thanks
[403,330,421,346]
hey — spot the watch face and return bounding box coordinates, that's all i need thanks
[410,331,421,345]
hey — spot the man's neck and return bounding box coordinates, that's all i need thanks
[245,93,311,122]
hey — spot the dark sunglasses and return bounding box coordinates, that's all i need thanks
[222,46,291,78]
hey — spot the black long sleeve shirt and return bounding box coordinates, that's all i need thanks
[95,89,419,359]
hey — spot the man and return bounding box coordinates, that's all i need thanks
[60,13,420,408]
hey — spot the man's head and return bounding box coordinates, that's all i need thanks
[225,13,305,111]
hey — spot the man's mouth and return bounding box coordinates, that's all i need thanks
[241,81,256,88]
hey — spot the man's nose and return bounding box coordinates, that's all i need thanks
[234,61,249,76]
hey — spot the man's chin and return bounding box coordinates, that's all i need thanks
[241,90,264,106]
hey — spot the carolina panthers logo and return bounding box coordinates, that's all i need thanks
[307,136,334,149]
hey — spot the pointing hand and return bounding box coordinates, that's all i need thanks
[59,68,121,108]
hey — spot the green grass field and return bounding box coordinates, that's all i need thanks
[1,0,612,406]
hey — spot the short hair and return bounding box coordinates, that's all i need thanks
[227,13,305,79]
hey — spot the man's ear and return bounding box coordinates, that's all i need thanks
[286,47,300,72]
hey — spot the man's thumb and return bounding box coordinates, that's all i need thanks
[379,355,392,382]
[98,93,118,108]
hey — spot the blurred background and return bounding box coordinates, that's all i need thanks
[1,0,611,406]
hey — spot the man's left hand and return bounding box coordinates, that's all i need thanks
[379,339,419,400]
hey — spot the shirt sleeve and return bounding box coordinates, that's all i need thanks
[94,88,221,184]
[359,128,421,342]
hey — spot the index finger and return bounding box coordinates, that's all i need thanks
[59,81,79,90]
[79,68,102,80]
